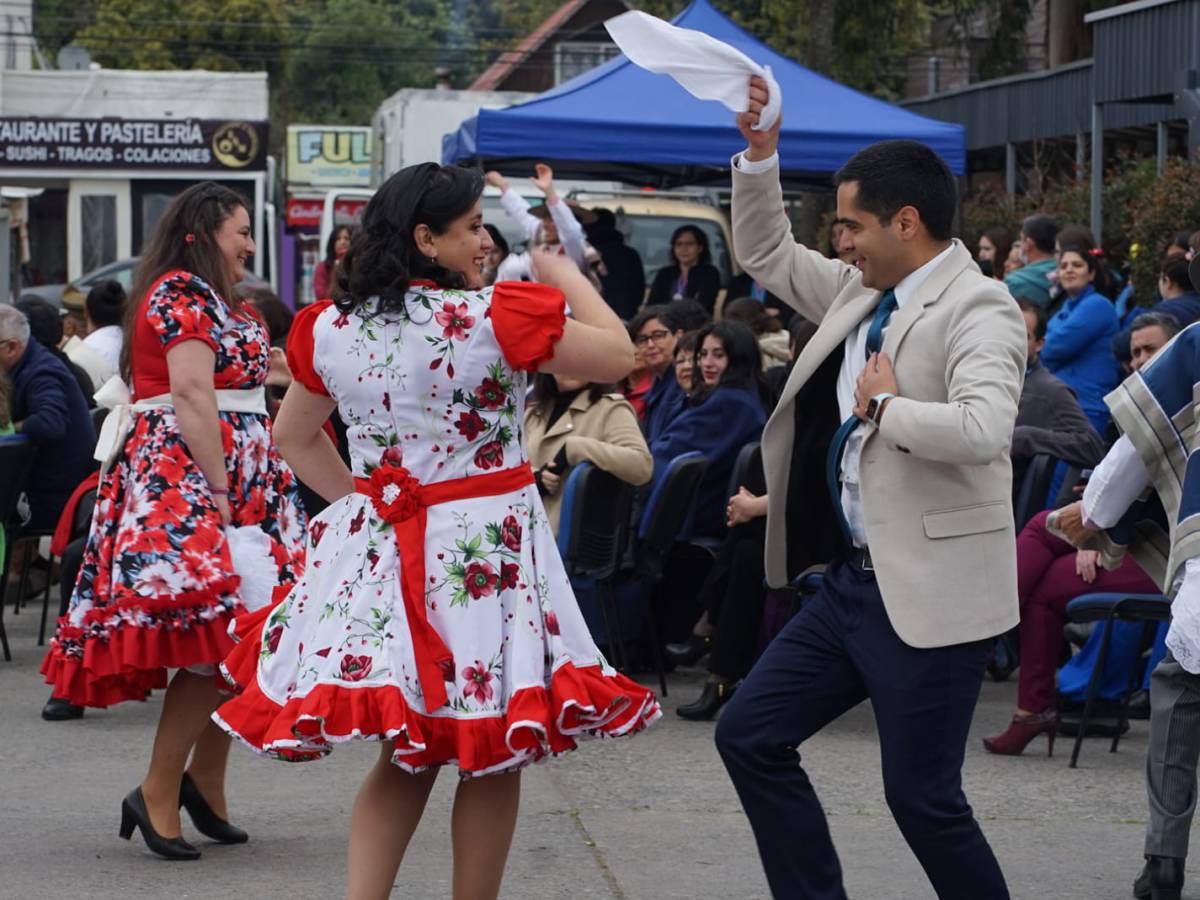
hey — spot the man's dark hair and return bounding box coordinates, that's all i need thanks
[661,298,710,333]
[85,279,126,329]
[833,140,957,242]
[1161,254,1194,292]
[1016,299,1047,340]
[1021,214,1059,254]
[1131,311,1182,341]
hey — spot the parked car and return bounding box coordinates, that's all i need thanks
[20,257,263,310]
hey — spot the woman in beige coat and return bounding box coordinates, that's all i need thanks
[524,373,654,535]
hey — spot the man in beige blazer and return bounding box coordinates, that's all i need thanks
[714,78,1025,900]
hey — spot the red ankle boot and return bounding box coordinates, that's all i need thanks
[982,709,1060,756]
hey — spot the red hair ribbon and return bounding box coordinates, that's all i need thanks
[184,233,196,244]
[1088,247,1104,257]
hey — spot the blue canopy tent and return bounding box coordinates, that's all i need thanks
[442,0,965,189]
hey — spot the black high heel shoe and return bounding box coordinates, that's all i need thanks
[664,633,712,667]
[179,773,249,844]
[676,680,737,721]
[120,788,201,860]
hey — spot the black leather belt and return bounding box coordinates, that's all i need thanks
[848,547,873,572]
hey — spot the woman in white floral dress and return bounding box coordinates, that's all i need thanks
[214,163,659,900]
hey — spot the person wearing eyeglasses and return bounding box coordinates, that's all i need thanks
[647,224,722,315]
[629,305,687,443]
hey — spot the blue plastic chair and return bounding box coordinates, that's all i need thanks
[556,463,636,669]
[1063,592,1172,767]
[635,451,709,696]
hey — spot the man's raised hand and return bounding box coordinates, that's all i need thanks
[736,75,781,162]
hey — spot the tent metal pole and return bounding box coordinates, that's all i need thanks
[1005,143,1017,195]
[1091,103,1103,247]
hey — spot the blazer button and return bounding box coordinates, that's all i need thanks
[896,445,911,454]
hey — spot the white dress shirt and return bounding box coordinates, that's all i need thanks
[1082,433,1200,672]
[81,324,123,373]
[736,150,954,546]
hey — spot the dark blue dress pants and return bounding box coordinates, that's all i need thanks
[715,559,1009,900]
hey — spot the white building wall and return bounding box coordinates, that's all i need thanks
[0,69,269,119]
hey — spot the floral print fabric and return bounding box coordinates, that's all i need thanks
[215,282,660,777]
[41,272,307,708]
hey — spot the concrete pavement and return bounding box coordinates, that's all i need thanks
[0,604,1190,899]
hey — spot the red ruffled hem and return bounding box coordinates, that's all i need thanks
[41,608,241,709]
[215,609,660,777]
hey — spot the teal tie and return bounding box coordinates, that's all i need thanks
[826,290,898,545]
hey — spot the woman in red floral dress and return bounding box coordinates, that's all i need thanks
[214,164,657,899]
[41,183,307,860]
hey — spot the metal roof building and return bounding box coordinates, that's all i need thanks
[902,0,1200,242]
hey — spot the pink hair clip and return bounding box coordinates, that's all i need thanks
[184,233,196,244]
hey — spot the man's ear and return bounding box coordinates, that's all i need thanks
[894,205,922,241]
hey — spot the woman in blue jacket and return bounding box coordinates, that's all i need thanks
[649,321,767,538]
[1039,245,1119,433]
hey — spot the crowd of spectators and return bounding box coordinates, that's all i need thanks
[5,189,1199,743]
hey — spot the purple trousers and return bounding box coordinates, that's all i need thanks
[1015,509,1158,712]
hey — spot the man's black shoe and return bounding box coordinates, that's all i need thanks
[1132,855,1184,900]
[42,696,84,721]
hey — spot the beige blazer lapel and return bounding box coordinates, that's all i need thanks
[881,241,974,360]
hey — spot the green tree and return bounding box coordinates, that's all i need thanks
[286,0,447,125]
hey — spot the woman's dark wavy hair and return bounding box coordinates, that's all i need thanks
[528,373,614,421]
[690,320,769,407]
[123,181,248,379]
[334,163,484,316]
[670,224,711,267]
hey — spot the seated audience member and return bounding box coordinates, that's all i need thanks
[666,298,711,333]
[0,305,95,531]
[976,226,1014,280]
[673,331,700,395]
[75,280,125,386]
[585,208,645,320]
[1005,214,1059,308]
[1004,242,1023,277]
[632,305,688,442]
[622,320,654,420]
[0,371,12,574]
[1013,301,1106,484]
[59,299,88,346]
[1112,256,1200,367]
[1128,312,1181,373]
[1167,230,1192,258]
[648,321,766,539]
[722,296,791,369]
[647,225,721,315]
[1039,245,1119,433]
[668,334,845,719]
[15,297,95,408]
[524,374,653,536]
[1053,224,1119,302]
[982,317,1170,757]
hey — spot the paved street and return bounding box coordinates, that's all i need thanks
[0,605,1189,900]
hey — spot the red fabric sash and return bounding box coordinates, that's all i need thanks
[353,462,534,713]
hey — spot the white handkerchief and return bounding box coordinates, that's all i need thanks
[225,525,280,613]
[605,10,782,131]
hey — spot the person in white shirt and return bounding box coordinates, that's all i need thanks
[1051,271,1200,900]
[485,164,595,284]
[81,280,126,374]
[63,279,125,391]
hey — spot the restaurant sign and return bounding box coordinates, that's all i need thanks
[0,118,269,170]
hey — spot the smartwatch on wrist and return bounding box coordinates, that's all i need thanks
[866,392,895,427]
